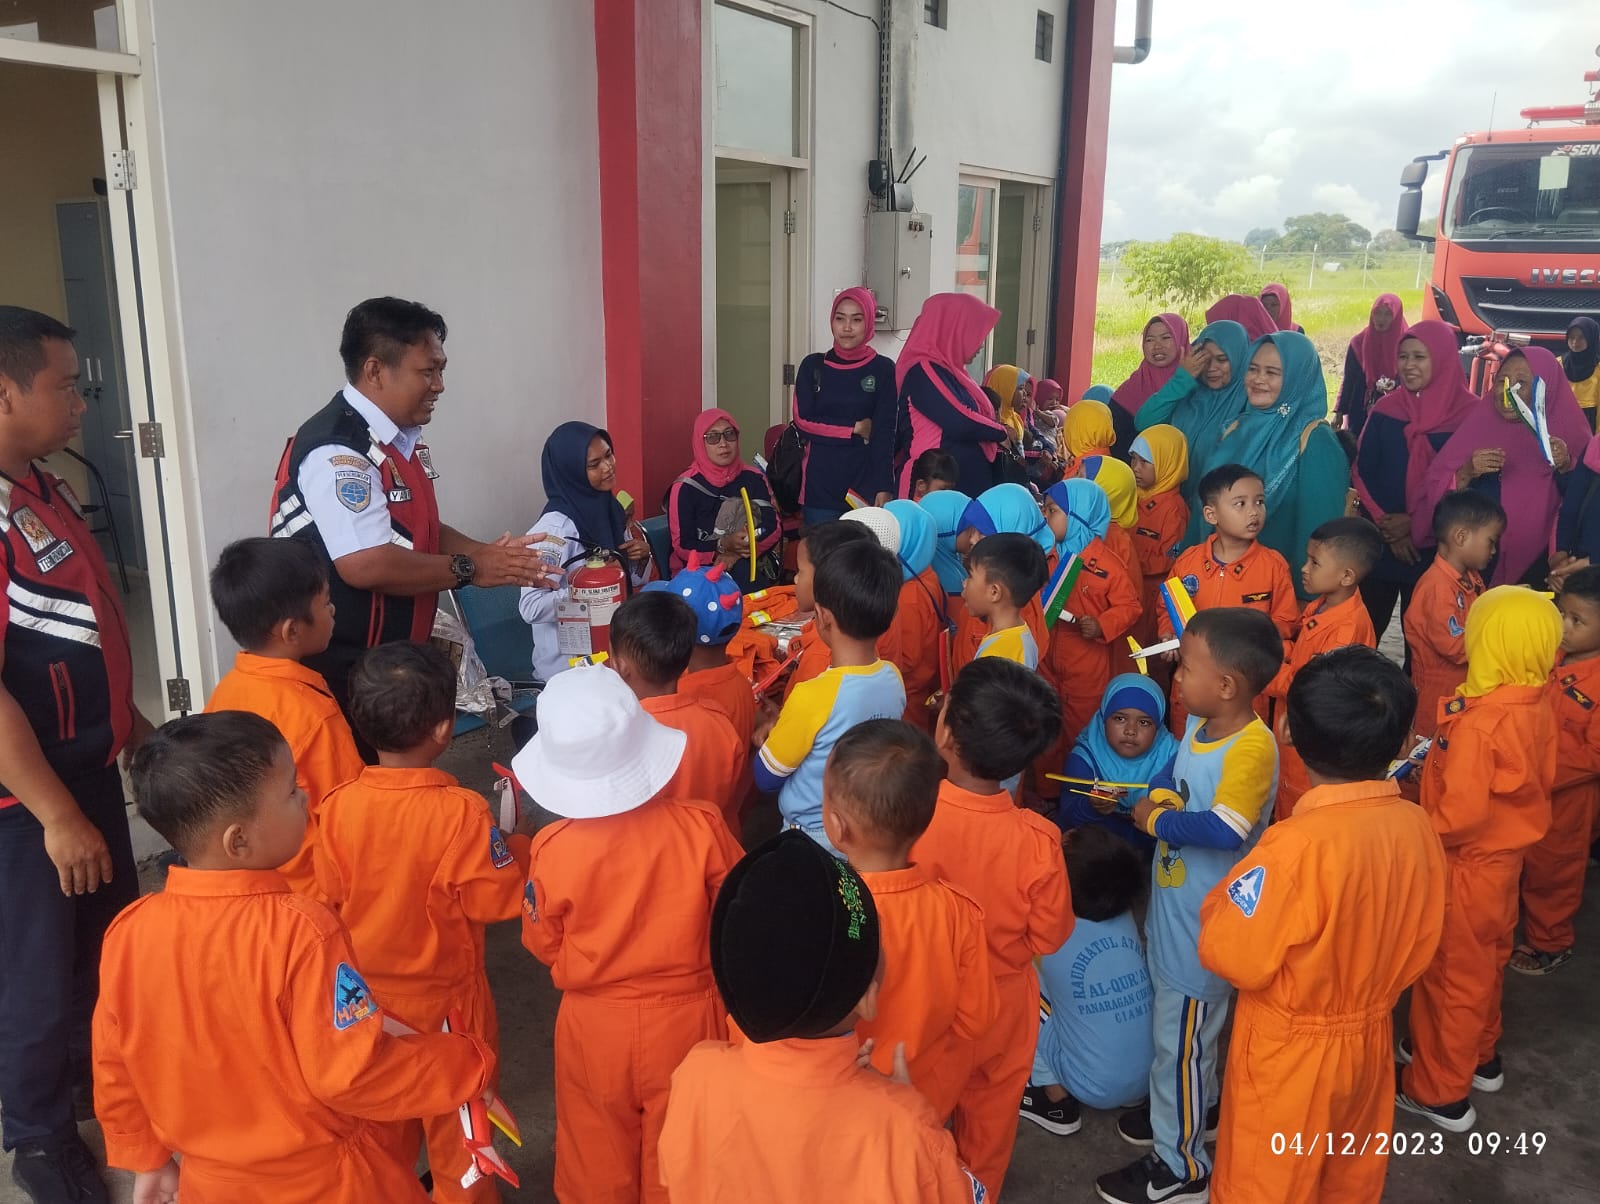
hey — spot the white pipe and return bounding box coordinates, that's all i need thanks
[1112,0,1153,65]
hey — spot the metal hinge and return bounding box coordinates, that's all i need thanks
[782,363,796,387]
[1026,328,1037,346]
[166,678,192,713]
[137,422,164,458]
[783,210,797,235]
[109,148,137,191]
[1032,209,1043,233]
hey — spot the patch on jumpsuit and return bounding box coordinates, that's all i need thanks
[489,824,514,869]
[333,962,376,1030]
[1447,613,1465,638]
[522,881,537,921]
[1227,865,1266,918]
[964,1167,988,1202]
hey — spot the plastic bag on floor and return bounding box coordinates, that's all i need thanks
[431,608,511,716]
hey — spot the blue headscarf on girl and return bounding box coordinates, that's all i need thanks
[959,483,1052,554]
[885,499,936,582]
[1069,673,1180,791]
[918,490,971,595]
[1043,478,1111,560]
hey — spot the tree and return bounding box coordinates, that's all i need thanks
[1243,226,1279,251]
[1101,239,1132,262]
[1277,212,1371,254]
[1122,234,1259,314]
[1370,228,1410,252]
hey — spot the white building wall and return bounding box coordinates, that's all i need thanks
[144,0,603,669]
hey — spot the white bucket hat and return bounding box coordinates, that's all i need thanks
[841,506,902,557]
[511,665,686,819]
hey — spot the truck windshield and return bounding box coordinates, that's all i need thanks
[1443,142,1600,240]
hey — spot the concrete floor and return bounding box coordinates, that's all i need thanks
[8,714,1600,1203]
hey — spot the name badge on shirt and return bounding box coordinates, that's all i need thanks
[387,488,412,504]
[416,445,439,480]
[12,506,73,573]
[1241,590,1272,604]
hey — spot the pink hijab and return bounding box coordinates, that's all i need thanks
[1111,313,1191,417]
[1259,283,1295,332]
[830,286,878,365]
[1350,294,1409,389]
[1360,320,1479,518]
[690,408,748,489]
[1426,348,1590,586]
[896,293,1003,461]
[1205,294,1277,342]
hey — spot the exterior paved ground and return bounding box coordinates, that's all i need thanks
[8,702,1600,1202]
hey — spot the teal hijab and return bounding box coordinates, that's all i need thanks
[919,490,971,595]
[1172,319,1252,483]
[1044,478,1112,560]
[886,499,936,581]
[1213,331,1327,514]
[960,483,1052,553]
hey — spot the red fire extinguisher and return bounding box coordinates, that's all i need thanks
[564,550,629,657]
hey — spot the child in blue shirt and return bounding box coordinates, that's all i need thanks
[1057,674,1180,854]
[1096,607,1282,1204]
[755,539,906,854]
[1021,825,1155,1136]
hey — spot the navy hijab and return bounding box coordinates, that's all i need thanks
[540,421,627,550]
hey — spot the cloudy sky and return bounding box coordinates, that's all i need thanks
[1102,0,1597,242]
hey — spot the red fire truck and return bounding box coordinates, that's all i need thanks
[1397,51,1600,353]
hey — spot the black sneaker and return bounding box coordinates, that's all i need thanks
[1095,1153,1209,1204]
[1395,1088,1476,1133]
[1115,1100,1220,1146]
[10,1139,110,1204]
[1396,1036,1502,1093]
[1019,1084,1081,1135]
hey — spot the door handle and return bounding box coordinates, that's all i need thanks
[112,430,133,440]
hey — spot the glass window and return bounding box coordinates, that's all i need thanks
[924,0,946,28]
[0,1,121,51]
[714,4,801,159]
[1443,143,1600,241]
[1035,12,1054,62]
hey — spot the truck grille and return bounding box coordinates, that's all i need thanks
[1461,276,1600,335]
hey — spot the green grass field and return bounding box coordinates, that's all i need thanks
[1090,252,1433,406]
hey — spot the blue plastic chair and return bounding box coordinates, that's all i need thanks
[640,514,673,579]
[449,586,540,737]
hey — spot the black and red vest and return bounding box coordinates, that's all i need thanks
[271,393,441,692]
[0,466,134,806]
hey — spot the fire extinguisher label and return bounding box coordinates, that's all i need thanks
[557,599,593,656]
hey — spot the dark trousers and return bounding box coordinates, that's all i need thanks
[0,766,137,1151]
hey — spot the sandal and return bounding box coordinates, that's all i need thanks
[1508,944,1573,976]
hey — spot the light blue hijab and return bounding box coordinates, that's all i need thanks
[959,483,1052,553]
[1171,319,1252,485]
[1070,673,1181,789]
[886,499,935,582]
[1082,384,1116,405]
[1043,478,1112,560]
[1212,331,1327,514]
[919,489,971,595]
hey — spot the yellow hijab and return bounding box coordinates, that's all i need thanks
[1084,455,1138,529]
[1460,586,1561,697]
[985,364,1027,445]
[1130,424,1189,500]
[1061,399,1115,460]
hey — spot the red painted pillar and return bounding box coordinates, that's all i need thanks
[1050,0,1115,402]
[594,0,703,513]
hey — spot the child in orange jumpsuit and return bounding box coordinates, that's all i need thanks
[1098,608,1283,1204]
[611,591,747,834]
[517,666,744,1204]
[885,499,956,731]
[822,719,998,1119]
[1398,586,1560,1131]
[1038,478,1144,794]
[783,520,878,698]
[1402,489,1502,735]
[658,830,986,1203]
[205,537,363,894]
[94,712,492,1204]
[1266,518,1382,819]
[963,533,1051,668]
[1200,647,1446,1203]
[913,659,1073,1200]
[952,486,1051,669]
[312,643,527,1203]
[1161,465,1298,734]
[662,562,756,751]
[1513,567,1600,975]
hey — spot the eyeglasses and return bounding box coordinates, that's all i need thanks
[702,428,740,445]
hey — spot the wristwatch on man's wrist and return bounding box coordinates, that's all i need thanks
[450,553,476,589]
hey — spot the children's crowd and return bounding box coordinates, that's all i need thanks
[3,293,1594,1204]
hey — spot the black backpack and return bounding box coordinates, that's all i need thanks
[768,421,806,514]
